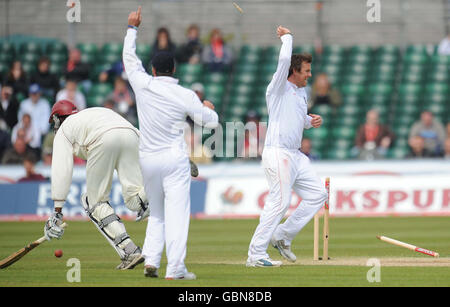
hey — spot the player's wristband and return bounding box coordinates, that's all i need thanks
[128,25,138,30]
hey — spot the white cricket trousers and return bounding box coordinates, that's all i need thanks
[86,128,145,206]
[140,149,191,278]
[248,146,328,261]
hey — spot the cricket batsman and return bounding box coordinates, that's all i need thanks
[43,100,150,270]
[247,26,328,267]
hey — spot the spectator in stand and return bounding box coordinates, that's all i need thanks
[1,130,37,164]
[309,73,341,108]
[30,56,60,101]
[18,84,51,139]
[0,84,19,131]
[437,34,450,55]
[17,155,47,182]
[191,83,205,101]
[98,61,126,84]
[353,109,395,160]
[176,24,203,64]
[409,111,446,156]
[56,79,86,110]
[149,27,176,62]
[107,76,137,126]
[300,138,319,161]
[239,110,266,160]
[63,48,91,92]
[444,137,450,159]
[41,131,54,166]
[3,60,29,100]
[446,122,450,138]
[407,135,436,158]
[0,130,11,161]
[202,28,233,72]
[11,113,41,156]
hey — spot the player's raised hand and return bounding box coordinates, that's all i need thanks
[309,114,322,128]
[203,100,215,110]
[128,6,142,27]
[277,26,291,38]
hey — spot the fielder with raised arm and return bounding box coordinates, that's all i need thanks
[43,100,149,270]
[247,26,328,267]
[123,7,218,280]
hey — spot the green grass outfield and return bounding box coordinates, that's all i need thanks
[0,217,449,287]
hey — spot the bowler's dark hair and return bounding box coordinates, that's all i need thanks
[288,53,313,77]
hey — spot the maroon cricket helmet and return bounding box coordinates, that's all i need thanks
[49,100,79,123]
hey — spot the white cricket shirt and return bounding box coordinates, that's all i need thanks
[51,107,138,207]
[123,29,219,155]
[264,34,312,151]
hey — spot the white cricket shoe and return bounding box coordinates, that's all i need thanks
[144,265,159,278]
[246,258,282,267]
[271,237,297,262]
[166,272,197,280]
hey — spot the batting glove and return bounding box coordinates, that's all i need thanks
[44,212,65,241]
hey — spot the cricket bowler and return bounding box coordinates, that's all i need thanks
[44,100,149,270]
[247,26,328,267]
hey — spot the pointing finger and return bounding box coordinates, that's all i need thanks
[137,6,142,16]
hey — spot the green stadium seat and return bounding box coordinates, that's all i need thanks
[89,83,113,97]
[398,83,422,98]
[323,45,345,56]
[341,84,364,96]
[48,53,67,65]
[240,45,262,54]
[233,72,257,85]
[204,84,225,97]
[179,74,201,85]
[406,44,427,55]
[428,70,449,83]
[102,43,123,55]
[430,54,450,65]
[19,53,40,64]
[87,94,105,108]
[341,94,362,106]
[205,72,227,84]
[0,62,9,76]
[293,44,315,55]
[261,62,277,74]
[403,53,428,65]
[101,53,121,65]
[236,63,258,73]
[425,83,448,95]
[304,126,329,140]
[0,41,15,55]
[387,146,409,159]
[46,41,67,55]
[338,104,362,118]
[343,74,367,85]
[21,62,36,75]
[19,42,42,55]
[81,52,97,65]
[177,64,202,76]
[327,148,350,160]
[230,84,253,96]
[77,43,97,55]
[49,63,64,75]
[238,52,260,64]
[311,104,333,118]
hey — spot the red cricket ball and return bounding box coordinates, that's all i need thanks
[54,249,63,258]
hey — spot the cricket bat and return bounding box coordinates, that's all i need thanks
[0,222,67,269]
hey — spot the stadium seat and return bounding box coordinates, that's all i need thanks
[19,41,42,55]
[89,83,113,97]
[102,43,123,55]
[46,41,68,55]
[77,43,97,55]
